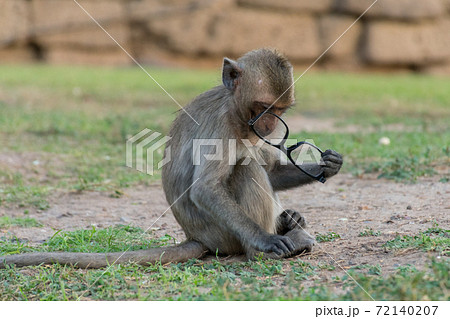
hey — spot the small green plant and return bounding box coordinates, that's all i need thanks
[317,261,336,271]
[342,258,449,301]
[422,224,449,236]
[350,264,382,275]
[359,228,381,237]
[0,174,49,210]
[316,232,341,242]
[289,260,316,281]
[367,264,382,275]
[0,236,35,255]
[0,216,42,228]
[383,226,449,256]
[367,154,436,182]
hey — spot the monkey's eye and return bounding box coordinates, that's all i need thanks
[253,101,271,109]
[274,107,287,112]
[253,101,292,114]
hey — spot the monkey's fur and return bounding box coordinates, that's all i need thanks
[0,49,342,269]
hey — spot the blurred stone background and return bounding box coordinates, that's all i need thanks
[1,0,449,73]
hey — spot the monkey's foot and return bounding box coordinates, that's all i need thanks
[246,228,314,260]
[284,228,314,256]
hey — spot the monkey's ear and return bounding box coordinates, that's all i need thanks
[222,58,241,91]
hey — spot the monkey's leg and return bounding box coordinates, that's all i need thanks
[246,228,314,260]
[247,210,315,260]
[277,209,314,255]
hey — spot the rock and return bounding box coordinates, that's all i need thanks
[0,45,34,63]
[444,0,450,12]
[120,216,130,223]
[364,20,450,65]
[38,23,130,49]
[32,0,124,32]
[0,0,448,72]
[208,9,320,61]
[335,0,445,20]
[145,2,219,55]
[0,0,30,46]
[318,15,362,60]
[127,0,212,21]
[147,4,320,61]
[378,137,390,145]
[237,0,333,13]
[422,60,450,75]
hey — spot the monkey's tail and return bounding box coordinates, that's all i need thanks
[0,241,207,269]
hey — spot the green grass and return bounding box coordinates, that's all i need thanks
[341,258,449,301]
[359,228,381,237]
[0,216,42,229]
[0,172,50,210]
[383,226,450,256]
[292,131,449,182]
[44,225,176,253]
[316,232,341,242]
[0,226,448,300]
[1,225,448,300]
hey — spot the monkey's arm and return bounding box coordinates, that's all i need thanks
[190,160,295,256]
[267,149,343,191]
[269,162,316,190]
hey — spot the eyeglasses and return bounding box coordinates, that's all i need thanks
[248,111,326,183]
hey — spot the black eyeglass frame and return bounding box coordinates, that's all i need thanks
[248,111,326,183]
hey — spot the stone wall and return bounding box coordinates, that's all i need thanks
[1,0,450,73]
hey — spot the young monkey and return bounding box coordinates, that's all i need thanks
[162,48,343,260]
[0,48,342,269]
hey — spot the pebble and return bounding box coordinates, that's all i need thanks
[379,137,391,145]
[120,216,130,223]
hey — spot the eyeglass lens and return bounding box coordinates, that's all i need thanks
[289,143,324,177]
[251,112,287,145]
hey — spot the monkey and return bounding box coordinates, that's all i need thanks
[0,48,342,269]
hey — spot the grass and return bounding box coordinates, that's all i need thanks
[0,225,448,300]
[0,65,449,300]
[44,225,176,253]
[384,225,449,256]
[359,228,381,237]
[0,216,42,229]
[316,232,341,242]
[0,172,50,210]
[341,258,449,301]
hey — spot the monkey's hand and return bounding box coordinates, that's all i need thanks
[254,234,296,256]
[278,209,306,234]
[321,149,343,178]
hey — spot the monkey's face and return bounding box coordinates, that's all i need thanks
[254,116,278,137]
[223,48,295,138]
[250,101,291,139]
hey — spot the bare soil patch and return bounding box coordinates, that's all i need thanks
[1,174,448,280]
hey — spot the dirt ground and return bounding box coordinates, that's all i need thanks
[2,172,448,280]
